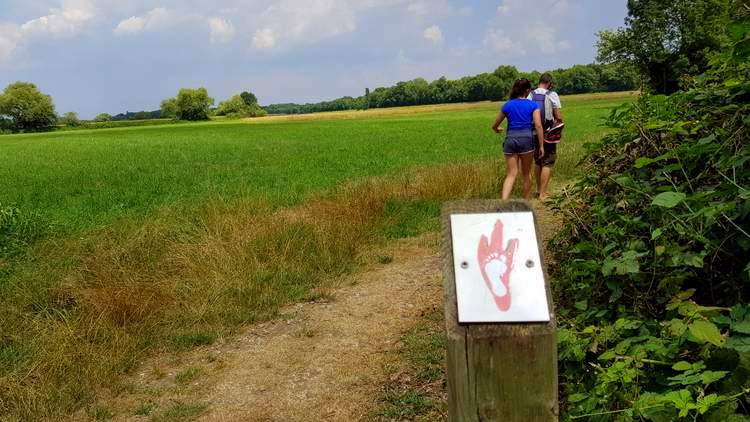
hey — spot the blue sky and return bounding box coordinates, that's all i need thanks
[0,0,628,118]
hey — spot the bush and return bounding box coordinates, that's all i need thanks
[550,12,750,420]
[217,95,267,118]
[175,88,213,121]
[94,113,112,122]
[58,112,80,127]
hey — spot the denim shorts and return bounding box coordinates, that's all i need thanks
[503,130,535,155]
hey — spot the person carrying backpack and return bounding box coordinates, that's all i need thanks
[528,73,563,200]
[491,79,546,200]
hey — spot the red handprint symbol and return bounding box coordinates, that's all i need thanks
[477,220,519,311]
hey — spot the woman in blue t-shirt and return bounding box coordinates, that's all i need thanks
[491,79,545,200]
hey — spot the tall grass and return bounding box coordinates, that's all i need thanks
[0,92,632,234]
[0,159,502,420]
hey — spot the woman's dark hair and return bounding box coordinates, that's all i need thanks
[509,78,532,99]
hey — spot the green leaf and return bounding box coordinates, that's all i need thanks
[652,191,687,208]
[700,371,728,385]
[574,300,588,311]
[689,320,725,347]
[665,389,695,417]
[732,320,750,334]
[696,393,721,415]
[726,335,750,352]
[672,361,692,371]
[568,393,588,403]
[635,157,654,168]
[651,228,663,240]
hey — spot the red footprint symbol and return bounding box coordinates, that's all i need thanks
[477,220,519,311]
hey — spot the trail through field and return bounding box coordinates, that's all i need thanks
[106,234,441,422]
[107,204,558,422]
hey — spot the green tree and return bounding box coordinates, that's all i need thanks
[175,88,214,121]
[160,98,178,119]
[556,65,599,95]
[94,113,112,122]
[240,91,258,106]
[596,0,730,94]
[59,112,80,127]
[493,65,519,84]
[217,95,266,118]
[596,63,641,92]
[0,82,57,132]
[404,78,432,105]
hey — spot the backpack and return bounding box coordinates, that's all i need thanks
[531,90,562,142]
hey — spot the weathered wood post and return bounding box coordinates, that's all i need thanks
[442,200,558,421]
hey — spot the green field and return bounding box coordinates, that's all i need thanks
[0,92,634,420]
[1,92,634,233]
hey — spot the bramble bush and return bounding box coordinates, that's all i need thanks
[549,11,750,421]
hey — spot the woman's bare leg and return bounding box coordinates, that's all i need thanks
[502,154,519,199]
[519,152,534,200]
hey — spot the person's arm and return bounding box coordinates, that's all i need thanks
[550,92,563,122]
[492,111,506,133]
[533,109,545,158]
[553,108,563,123]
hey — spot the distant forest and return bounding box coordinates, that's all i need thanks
[111,110,162,121]
[109,62,639,119]
[263,63,639,115]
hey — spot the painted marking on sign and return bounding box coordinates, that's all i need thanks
[450,212,550,323]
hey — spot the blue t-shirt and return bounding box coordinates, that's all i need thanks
[501,99,539,131]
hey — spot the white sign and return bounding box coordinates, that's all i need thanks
[450,212,550,323]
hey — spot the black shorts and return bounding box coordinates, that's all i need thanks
[535,142,557,167]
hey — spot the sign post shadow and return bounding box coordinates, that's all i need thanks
[442,200,558,421]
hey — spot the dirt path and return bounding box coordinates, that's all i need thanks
[107,234,443,422]
[106,204,558,422]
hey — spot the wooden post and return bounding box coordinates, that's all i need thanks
[442,200,558,421]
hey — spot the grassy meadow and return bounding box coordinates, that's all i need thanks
[0,91,634,420]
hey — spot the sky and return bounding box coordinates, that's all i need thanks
[0,0,628,118]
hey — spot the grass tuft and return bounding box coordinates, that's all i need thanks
[174,367,204,385]
[372,306,447,421]
[153,401,208,421]
[133,400,157,416]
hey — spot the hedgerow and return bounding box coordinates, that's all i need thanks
[550,12,750,421]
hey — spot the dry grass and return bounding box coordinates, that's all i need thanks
[0,159,503,421]
[246,91,639,124]
[246,101,500,123]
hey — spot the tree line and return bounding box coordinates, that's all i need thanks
[263,62,641,115]
[0,84,267,133]
[0,61,639,133]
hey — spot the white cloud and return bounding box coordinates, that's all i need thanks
[20,0,96,36]
[0,24,22,61]
[208,17,234,44]
[423,25,443,45]
[485,1,573,57]
[253,28,276,49]
[251,0,357,50]
[483,28,522,55]
[114,16,145,34]
[527,24,571,54]
[113,8,182,35]
[1,0,95,62]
